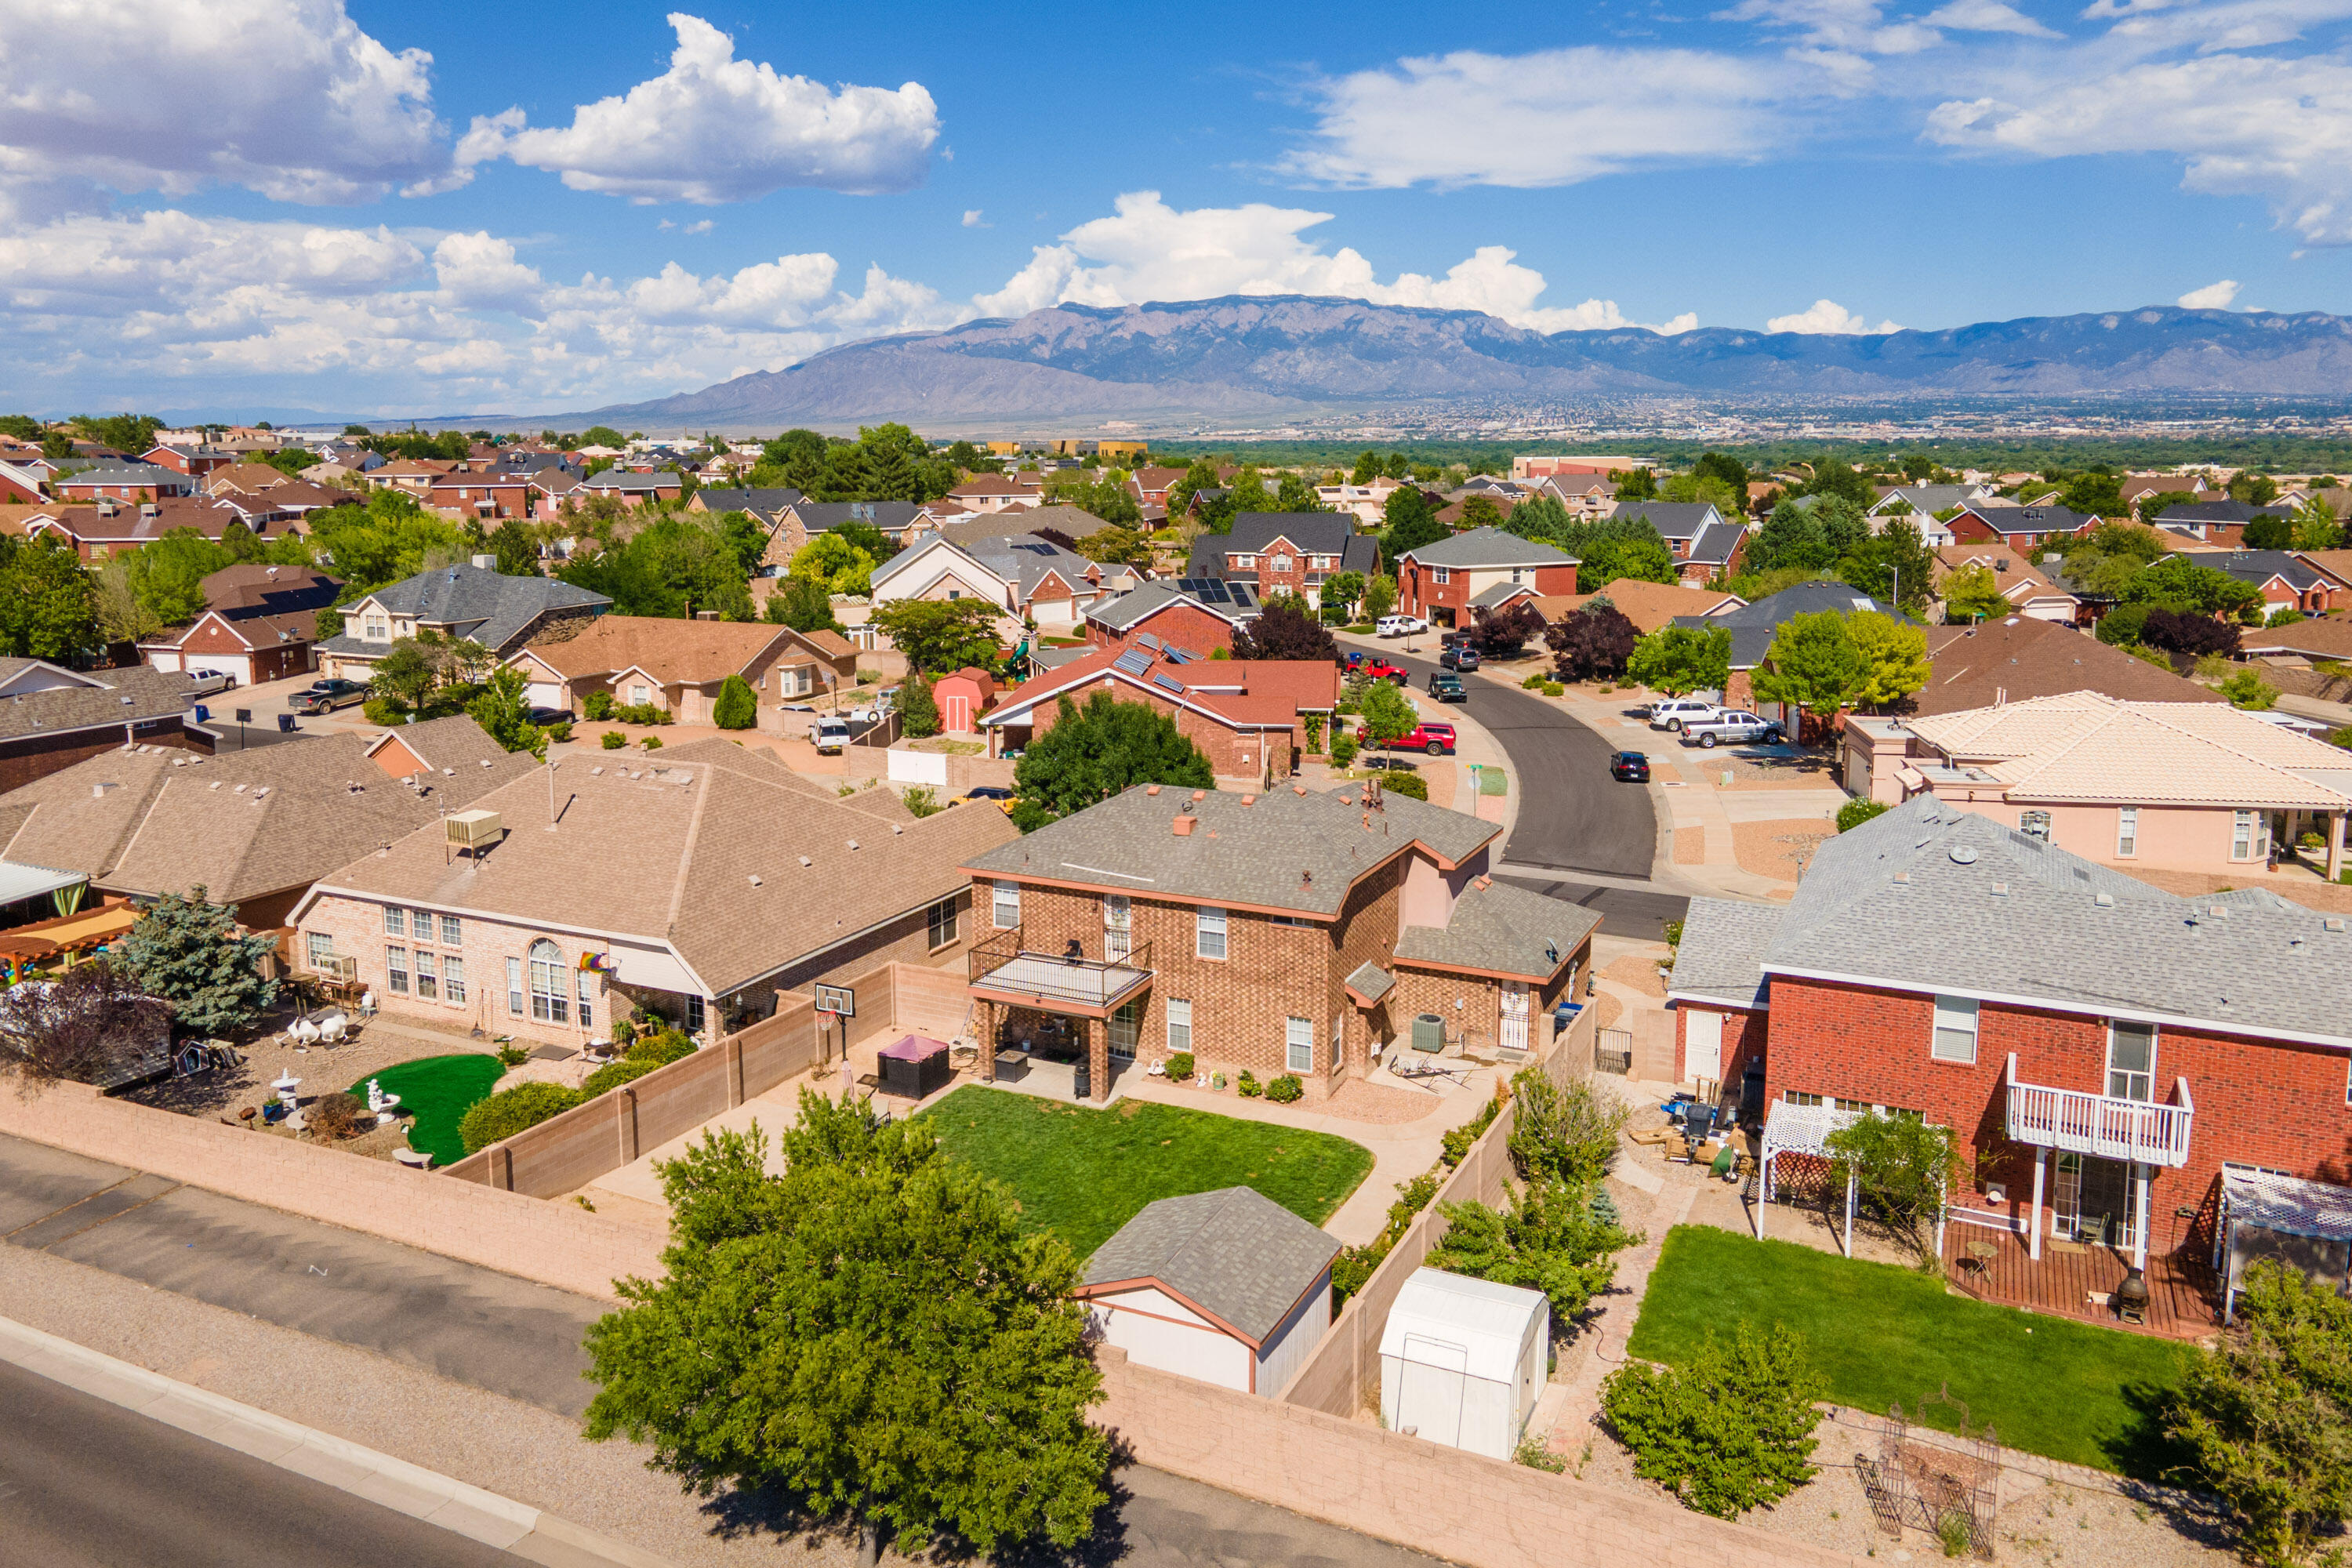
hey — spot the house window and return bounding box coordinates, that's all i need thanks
[2107,1021,2155,1102]
[992,880,1020,929]
[444,956,466,1005]
[1195,906,1227,960]
[576,972,593,1031]
[414,950,437,1001]
[528,939,568,1023]
[686,994,706,1035]
[383,906,405,937]
[412,909,434,939]
[1234,555,1256,568]
[1931,996,1978,1063]
[1783,1090,1824,1106]
[927,896,959,950]
[306,932,335,971]
[629,684,650,706]
[364,615,387,640]
[2116,808,2138,858]
[1286,1017,1314,1073]
[1271,555,1292,572]
[386,946,408,995]
[1166,999,1192,1054]
[2018,810,2051,842]
[1432,567,1450,585]
[506,957,524,1015]
[2232,809,2265,862]
[440,914,461,945]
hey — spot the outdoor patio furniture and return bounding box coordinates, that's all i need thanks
[393,1148,432,1169]
[877,1035,952,1099]
[1959,1240,1998,1279]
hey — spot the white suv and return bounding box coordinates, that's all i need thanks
[1376,615,1428,638]
[1648,697,1722,732]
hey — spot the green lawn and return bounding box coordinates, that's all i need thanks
[347,1054,506,1167]
[916,1085,1374,1260]
[1625,1225,2191,1477]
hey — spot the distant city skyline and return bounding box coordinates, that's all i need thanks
[8,0,2352,415]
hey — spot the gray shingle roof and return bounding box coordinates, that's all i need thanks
[964,535,1096,601]
[2157,499,2291,524]
[1960,502,2095,535]
[1469,581,1539,610]
[1753,800,2352,1044]
[1683,520,1746,567]
[1672,582,1913,668]
[1872,485,1978,514]
[695,487,804,516]
[2201,550,2325,591]
[1665,898,1783,1008]
[965,782,1499,918]
[0,666,192,742]
[1089,580,1258,633]
[793,500,933,534]
[1081,1186,1340,1342]
[1345,960,1396,1004]
[1607,501,1721,540]
[1394,879,1599,981]
[354,564,610,657]
[1222,513,1358,554]
[1398,526,1577,570]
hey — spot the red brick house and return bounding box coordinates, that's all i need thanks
[426,471,535,519]
[25,496,299,560]
[1395,528,1579,628]
[1083,579,1263,656]
[137,563,342,688]
[960,782,1599,1102]
[1946,502,2098,549]
[980,644,1338,783]
[1181,513,1380,612]
[141,443,235,477]
[51,463,197,503]
[1668,799,2352,1317]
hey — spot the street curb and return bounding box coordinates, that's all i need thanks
[0,1313,675,1568]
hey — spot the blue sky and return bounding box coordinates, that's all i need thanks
[6,0,2352,416]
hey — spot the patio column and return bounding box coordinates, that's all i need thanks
[2030,1149,2045,1261]
[977,1001,996,1083]
[1087,1015,1109,1102]
[2133,1162,2151,1271]
[2329,810,2347,884]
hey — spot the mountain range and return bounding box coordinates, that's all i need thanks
[559,296,2352,429]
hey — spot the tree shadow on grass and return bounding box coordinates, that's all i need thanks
[2098,1375,2238,1555]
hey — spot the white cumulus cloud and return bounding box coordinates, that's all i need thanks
[1766,298,1904,332]
[1923,0,2062,34]
[1715,0,1947,54]
[0,0,451,216]
[456,13,938,203]
[2179,277,2242,307]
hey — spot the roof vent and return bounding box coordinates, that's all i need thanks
[847,839,859,851]
[1892,871,1909,884]
[2209,905,2229,917]
[1949,845,1976,865]
[2095,892,2114,908]
[799,855,811,867]
[2327,917,2347,933]
[891,822,902,834]
[1991,882,2009,897]
[747,874,762,887]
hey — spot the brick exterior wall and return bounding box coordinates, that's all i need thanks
[1083,601,1240,656]
[176,613,314,684]
[1025,683,1299,781]
[1672,1000,1766,1090]
[1217,532,1352,604]
[1762,975,2352,1253]
[1396,561,1578,625]
[0,715,210,794]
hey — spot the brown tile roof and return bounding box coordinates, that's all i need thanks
[36,496,295,545]
[365,713,521,776]
[1913,619,2219,716]
[989,646,1340,733]
[0,664,193,740]
[2294,550,2352,592]
[205,463,294,495]
[517,615,790,688]
[0,725,533,907]
[308,737,1016,996]
[1531,580,1745,633]
[1929,544,2074,604]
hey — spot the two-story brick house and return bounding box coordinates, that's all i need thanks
[314,561,612,685]
[1395,528,1580,628]
[962,782,1600,1102]
[1668,800,2352,1318]
[1185,514,1381,611]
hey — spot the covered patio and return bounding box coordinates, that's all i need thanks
[967,927,1152,1103]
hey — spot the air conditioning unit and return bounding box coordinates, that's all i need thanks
[446,808,506,849]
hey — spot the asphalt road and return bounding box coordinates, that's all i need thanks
[1379,645,1659,878]
[1494,873,1690,946]
[0,1358,519,1568]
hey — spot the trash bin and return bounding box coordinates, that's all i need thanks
[277,713,298,733]
[1412,1013,1445,1053]
[1072,1058,1091,1100]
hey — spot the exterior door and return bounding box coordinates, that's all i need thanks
[1107,1000,1139,1062]
[1499,984,1530,1053]
[1398,1336,1468,1449]
[2053,1154,2138,1249]
[1685,1009,1723,1081]
[1103,895,1131,963]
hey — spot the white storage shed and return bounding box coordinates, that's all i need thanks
[1379,1267,1549,1460]
[1076,1185,1341,1397]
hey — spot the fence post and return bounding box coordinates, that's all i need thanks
[726,1031,744,1109]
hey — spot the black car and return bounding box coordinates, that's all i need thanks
[1610,751,1650,782]
[526,706,573,728]
[287,678,368,713]
[1439,642,1481,671]
[1425,672,1466,702]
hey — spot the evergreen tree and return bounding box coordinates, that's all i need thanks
[763,576,842,632]
[898,670,939,739]
[711,673,758,731]
[120,887,279,1036]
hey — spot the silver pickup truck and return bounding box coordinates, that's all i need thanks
[1677,710,1785,748]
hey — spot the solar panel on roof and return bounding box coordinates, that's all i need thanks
[1135,633,1162,651]
[1152,673,1186,694]
[1164,644,1195,663]
[1113,650,1152,676]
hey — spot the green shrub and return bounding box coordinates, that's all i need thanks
[902,786,942,818]
[495,1043,531,1067]
[613,702,671,725]
[1266,1073,1303,1103]
[1379,771,1428,800]
[1836,797,1890,833]
[1442,1098,1498,1167]
[1333,1167,1446,1303]
[600,730,626,750]
[1236,1069,1263,1098]
[641,735,662,750]
[2221,670,2279,710]
[582,1055,663,1098]
[1515,1435,1569,1473]
[1330,732,1359,767]
[1523,673,1546,690]
[2096,603,2152,648]
[583,691,613,720]
[1426,1179,1641,1319]
[362,697,405,726]
[1163,1051,1194,1081]
[1542,682,1566,697]
[543,720,572,743]
[458,1082,584,1153]
[1508,1069,1627,1184]
[1599,1321,1827,1519]
[626,1028,696,1066]
[711,673,758,730]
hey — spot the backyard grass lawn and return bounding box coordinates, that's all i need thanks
[347,1054,505,1167]
[916,1085,1374,1259]
[1626,1226,2191,1478]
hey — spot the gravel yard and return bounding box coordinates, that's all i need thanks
[122,1011,493,1121]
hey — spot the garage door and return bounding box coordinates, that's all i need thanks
[186,656,245,686]
[524,681,565,709]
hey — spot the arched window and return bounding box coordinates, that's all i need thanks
[528,939,568,1024]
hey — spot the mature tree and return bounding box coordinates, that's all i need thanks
[1425,1181,1639,1321]
[1270,472,1326,513]
[119,887,279,1037]
[583,1103,1111,1562]
[1379,487,1449,565]
[2293,499,2343,550]
[2230,472,2281,506]
[1745,501,1835,575]
[0,535,100,661]
[1692,451,1751,503]
[1614,466,1659,501]
[1838,517,1933,611]
[1797,456,1874,506]
[1353,677,1419,750]
[1627,624,1733,697]
[763,579,842,638]
[1073,526,1152,564]
[869,598,1003,674]
[897,669,939,739]
[1318,569,1365,619]
[0,960,173,1087]
[1044,470,1143,527]
[2143,607,2241,659]
[1548,601,1639,683]
[306,493,474,597]
[1231,599,1339,662]
[1503,493,1573,545]
[1847,611,1930,710]
[1825,1110,1962,1262]
[1468,601,1548,660]
[1661,471,1743,517]
[2063,468,2125,517]
[1751,610,1864,719]
[1563,515,1677,591]
[789,533,877,596]
[1940,563,2009,624]
[2125,554,2263,619]
[2244,514,2296,551]
[1349,448,1381,485]
[466,666,546,755]
[93,558,162,644]
[711,673,758,731]
[1361,574,1399,622]
[1457,495,1503,532]
[488,518,543,576]
[1013,691,1214,821]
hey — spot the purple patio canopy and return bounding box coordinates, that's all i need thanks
[878,1034,949,1062]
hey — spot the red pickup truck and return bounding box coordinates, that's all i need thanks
[1383,722,1456,757]
[1345,653,1410,684]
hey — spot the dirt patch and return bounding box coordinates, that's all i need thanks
[122,1011,489,1120]
[1671,825,1705,864]
[1733,818,1838,883]
[1602,953,1671,998]
[1316,1077,1457,1126]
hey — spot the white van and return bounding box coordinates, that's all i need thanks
[813,717,852,754]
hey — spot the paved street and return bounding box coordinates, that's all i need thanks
[1494,871,1690,945]
[0,1358,518,1568]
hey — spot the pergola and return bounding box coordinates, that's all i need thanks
[1755,1099,1866,1257]
[2217,1164,2352,1323]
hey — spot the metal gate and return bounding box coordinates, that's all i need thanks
[1499,983,1530,1054]
[1595,1028,1632,1076]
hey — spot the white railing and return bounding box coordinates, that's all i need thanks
[2004,1052,2194,1167]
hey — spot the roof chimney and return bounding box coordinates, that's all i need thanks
[1172,815,1196,836]
[470,553,495,570]
[1240,793,1255,807]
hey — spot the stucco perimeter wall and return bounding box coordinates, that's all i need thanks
[0,1077,659,1301]
[1098,1345,1859,1568]
[1279,1003,1595,1417]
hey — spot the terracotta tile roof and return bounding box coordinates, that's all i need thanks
[1914,619,2219,715]
[1904,690,2352,808]
[517,615,789,688]
[307,738,1017,996]
[1531,580,1744,633]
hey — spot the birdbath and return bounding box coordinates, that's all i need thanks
[366,1077,402,1126]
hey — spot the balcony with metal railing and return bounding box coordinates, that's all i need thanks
[967,927,1153,1016]
[2004,1052,2194,1167]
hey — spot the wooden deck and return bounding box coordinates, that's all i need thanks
[1941,1223,2220,1341]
